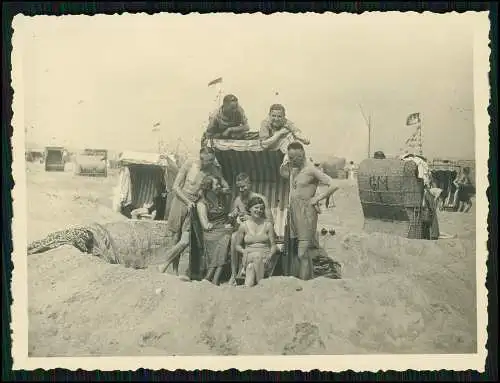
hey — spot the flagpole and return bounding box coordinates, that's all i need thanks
[418,115,423,156]
[358,103,372,158]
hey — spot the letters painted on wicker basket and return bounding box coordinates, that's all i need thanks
[357,158,428,239]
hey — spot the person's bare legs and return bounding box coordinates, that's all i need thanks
[464,200,472,213]
[244,263,256,287]
[297,240,313,281]
[452,189,459,209]
[204,267,216,281]
[457,202,464,212]
[213,266,224,285]
[158,231,190,273]
[228,232,239,286]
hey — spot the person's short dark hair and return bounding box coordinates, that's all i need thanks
[373,151,386,159]
[223,94,238,105]
[287,141,305,151]
[200,147,215,156]
[236,173,251,183]
[200,175,215,192]
[247,196,265,211]
[269,103,286,116]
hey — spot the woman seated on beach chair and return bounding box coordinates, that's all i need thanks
[233,196,278,287]
[196,175,234,285]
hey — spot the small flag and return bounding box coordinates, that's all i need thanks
[208,77,223,87]
[406,112,421,126]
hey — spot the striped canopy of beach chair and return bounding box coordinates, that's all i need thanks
[210,138,290,239]
[117,151,179,215]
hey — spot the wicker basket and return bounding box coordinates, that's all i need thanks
[357,158,426,239]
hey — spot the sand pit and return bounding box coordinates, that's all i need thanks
[26,164,477,356]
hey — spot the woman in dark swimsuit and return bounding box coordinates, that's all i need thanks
[196,176,233,285]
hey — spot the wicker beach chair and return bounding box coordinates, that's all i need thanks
[74,149,108,177]
[187,137,292,281]
[357,158,432,239]
[115,151,179,220]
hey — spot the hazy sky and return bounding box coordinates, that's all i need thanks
[16,12,477,162]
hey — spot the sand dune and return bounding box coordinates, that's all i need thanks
[26,162,477,356]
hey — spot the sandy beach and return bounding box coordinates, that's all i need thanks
[25,162,477,356]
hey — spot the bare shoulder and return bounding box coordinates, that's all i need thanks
[306,163,320,174]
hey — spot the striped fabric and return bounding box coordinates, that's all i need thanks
[129,165,165,208]
[212,139,289,238]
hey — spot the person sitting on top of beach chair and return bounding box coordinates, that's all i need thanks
[201,94,252,147]
[259,103,310,151]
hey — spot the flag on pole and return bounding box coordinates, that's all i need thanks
[405,130,419,145]
[208,77,223,87]
[406,112,421,126]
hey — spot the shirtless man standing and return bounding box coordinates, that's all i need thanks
[227,173,274,286]
[280,142,339,281]
[158,147,230,280]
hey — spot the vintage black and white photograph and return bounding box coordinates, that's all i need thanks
[10,11,489,371]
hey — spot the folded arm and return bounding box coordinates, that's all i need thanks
[260,121,286,149]
[227,107,250,135]
[287,121,310,145]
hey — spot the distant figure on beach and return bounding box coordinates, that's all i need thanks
[452,167,474,213]
[201,94,251,147]
[280,142,339,280]
[347,161,356,180]
[227,172,274,286]
[158,147,230,280]
[233,196,278,287]
[259,104,310,151]
[401,153,441,240]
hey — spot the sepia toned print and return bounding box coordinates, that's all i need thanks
[10,11,490,372]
